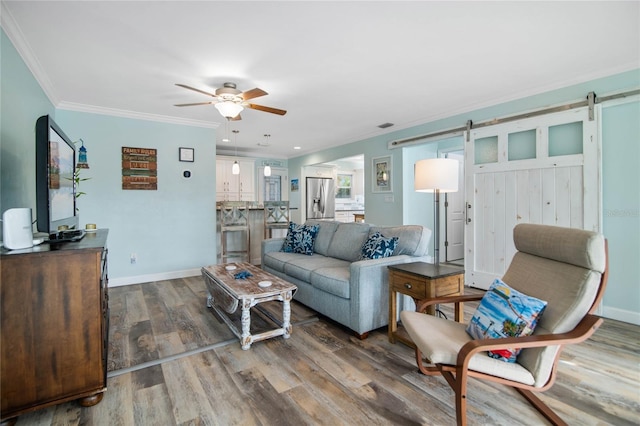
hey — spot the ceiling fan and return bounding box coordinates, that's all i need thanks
[174,82,287,120]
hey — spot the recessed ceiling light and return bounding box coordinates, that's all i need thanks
[293,146,301,150]
[378,122,394,129]
[222,138,230,142]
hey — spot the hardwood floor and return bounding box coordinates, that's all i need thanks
[14,276,640,425]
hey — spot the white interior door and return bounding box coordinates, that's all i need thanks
[445,151,465,262]
[464,106,600,289]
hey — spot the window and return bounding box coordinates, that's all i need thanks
[336,174,352,198]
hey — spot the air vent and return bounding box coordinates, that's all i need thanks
[378,122,394,129]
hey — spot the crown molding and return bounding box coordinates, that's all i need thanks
[1,2,60,105]
[57,101,219,129]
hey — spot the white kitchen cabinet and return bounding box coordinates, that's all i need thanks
[216,157,255,201]
[335,211,351,223]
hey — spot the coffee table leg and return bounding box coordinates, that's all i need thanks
[241,298,252,350]
[282,291,293,339]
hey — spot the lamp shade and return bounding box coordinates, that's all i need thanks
[414,158,459,193]
[232,160,240,175]
[215,101,244,118]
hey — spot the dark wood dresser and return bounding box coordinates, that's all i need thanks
[1,229,109,422]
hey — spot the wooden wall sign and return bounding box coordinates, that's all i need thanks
[122,147,157,190]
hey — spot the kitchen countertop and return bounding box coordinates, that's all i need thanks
[216,202,297,210]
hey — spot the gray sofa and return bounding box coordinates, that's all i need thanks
[261,220,431,337]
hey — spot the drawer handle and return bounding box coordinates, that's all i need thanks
[404,283,412,290]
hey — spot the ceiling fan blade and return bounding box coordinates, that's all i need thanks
[174,101,215,107]
[175,83,216,98]
[247,103,287,116]
[241,88,268,101]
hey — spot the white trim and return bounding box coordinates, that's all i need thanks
[1,2,59,105]
[57,102,219,128]
[602,305,640,326]
[108,268,201,287]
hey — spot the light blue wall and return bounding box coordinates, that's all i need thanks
[289,69,640,323]
[55,111,217,281]
[1,29,217,282]
[0,29,55,219]
[601,101,640,318]
[288,138,404,226]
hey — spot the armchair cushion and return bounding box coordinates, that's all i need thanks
[466,279,547,362]
[281,222,320,255]
[400,311,536,385]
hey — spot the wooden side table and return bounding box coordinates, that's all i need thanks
[388,262,464,346]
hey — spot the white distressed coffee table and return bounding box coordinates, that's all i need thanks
[201,262,297,350]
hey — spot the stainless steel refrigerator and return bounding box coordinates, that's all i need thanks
[306,177,335,219]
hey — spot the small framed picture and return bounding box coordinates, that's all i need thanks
[179,147,194,162]
[372,155,392,193]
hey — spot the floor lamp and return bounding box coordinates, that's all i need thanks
[414,158,459,266]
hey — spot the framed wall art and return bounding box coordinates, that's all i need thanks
[179,147,194,162]
[372,155,392,193]
[122,147,157,190]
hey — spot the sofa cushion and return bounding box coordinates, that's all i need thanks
[360,232,399,260]
[305,220,339,256]
[310,265,351,299]
[370,225,431,256]
[283,255,346,283]
[262,251,301,273]
[281,222,320,255]
[327,222,371,262]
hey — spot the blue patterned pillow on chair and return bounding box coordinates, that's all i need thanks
[466,279,547,362]
[360,232,399,260]
[281,222,320,255]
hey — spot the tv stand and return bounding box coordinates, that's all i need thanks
[1,229,109,422]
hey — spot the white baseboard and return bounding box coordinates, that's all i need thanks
[602,305,640,326]
[108,268,202,287]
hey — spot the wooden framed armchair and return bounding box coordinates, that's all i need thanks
[400,224,608,425]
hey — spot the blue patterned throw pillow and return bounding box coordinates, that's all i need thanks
[360,232,399,260]
[281,222,320,255]
[466,279,547,363]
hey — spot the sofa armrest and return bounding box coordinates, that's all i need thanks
[348,255,429,328]
[262,238,285,253]
[261,238,285,265]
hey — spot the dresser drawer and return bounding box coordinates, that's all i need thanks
[390,271,426,299]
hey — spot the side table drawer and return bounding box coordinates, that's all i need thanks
[390,271,426,299]
[435,275,463,297]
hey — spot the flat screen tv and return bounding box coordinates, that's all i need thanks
[35,115,79,234]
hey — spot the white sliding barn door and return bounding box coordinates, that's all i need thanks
[465,106,600,289]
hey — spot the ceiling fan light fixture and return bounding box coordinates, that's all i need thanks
[215,101,244,118]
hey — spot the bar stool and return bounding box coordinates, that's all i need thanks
[264,201,290,239]
[219,201,250,263]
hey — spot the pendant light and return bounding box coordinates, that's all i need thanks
[232,129,240,175]
[263,134,272,176]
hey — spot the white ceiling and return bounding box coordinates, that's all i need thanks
[2,1,638,159]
